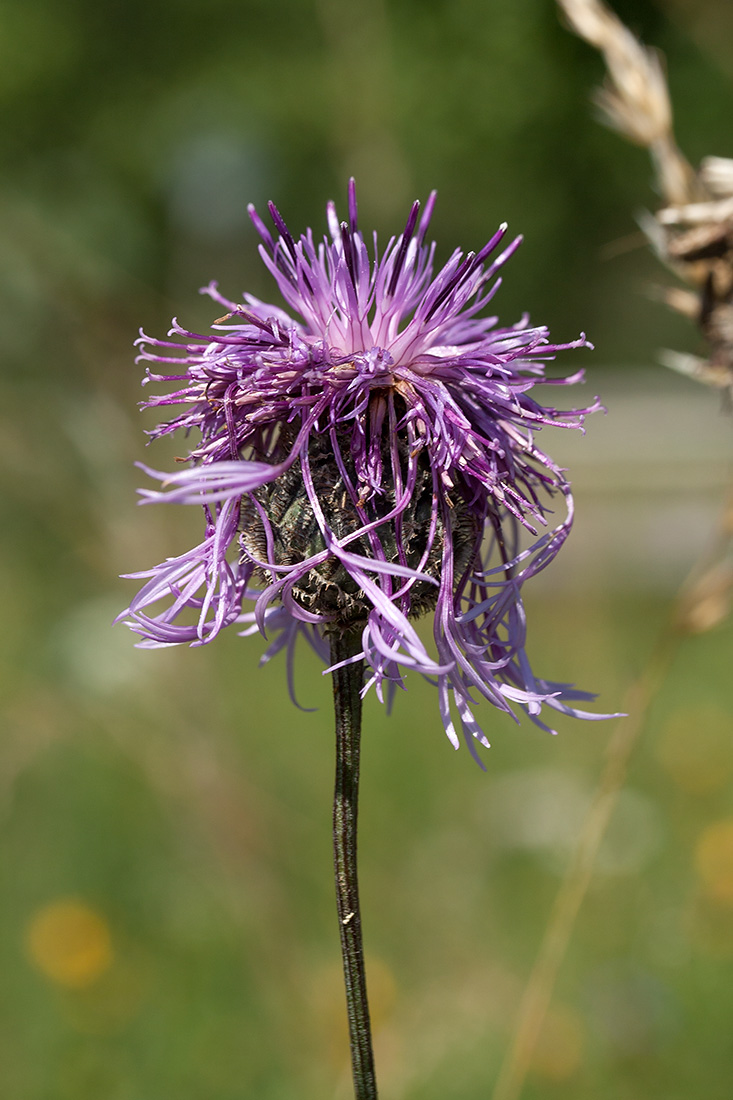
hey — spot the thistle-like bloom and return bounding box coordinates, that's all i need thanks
[123,181,607,759]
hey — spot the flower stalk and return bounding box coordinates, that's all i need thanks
[331,629,378,1100]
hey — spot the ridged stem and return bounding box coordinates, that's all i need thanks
[330,630,378,1100]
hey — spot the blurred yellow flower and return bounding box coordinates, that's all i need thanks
[656,706,733,795]
[25,899,113,988]
[695,820,733,907]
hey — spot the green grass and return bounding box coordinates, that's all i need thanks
[4,532,733,1099]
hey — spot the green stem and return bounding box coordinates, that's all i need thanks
[330,630,378,1100]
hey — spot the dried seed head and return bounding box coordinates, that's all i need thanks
[558,0,697,205]
[558,1,733,389]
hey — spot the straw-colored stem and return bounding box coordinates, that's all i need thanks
[491,630,676,1100]
[492,482,733,1100]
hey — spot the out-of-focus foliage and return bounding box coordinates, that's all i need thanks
[3,0,732,365]
[3,0,733,1097]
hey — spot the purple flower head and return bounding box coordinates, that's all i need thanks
[122,181,609,761]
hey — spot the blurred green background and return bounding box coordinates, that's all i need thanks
[3,0,733,1097]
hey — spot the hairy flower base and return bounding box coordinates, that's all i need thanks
[240,418,479,628]
[121,181,614,761]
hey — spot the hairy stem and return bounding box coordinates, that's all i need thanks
[331,630,378,1100]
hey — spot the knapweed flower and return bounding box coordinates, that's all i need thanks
[123,181,607,760]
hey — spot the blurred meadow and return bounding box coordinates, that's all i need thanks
[3,0,733,1097]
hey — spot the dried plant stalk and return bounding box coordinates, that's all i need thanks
[557,0,696,203]
[558,0,733,392]
[492,7,733,1099]
[492,635,676,1100]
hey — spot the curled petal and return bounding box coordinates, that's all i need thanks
[122,182,612,758]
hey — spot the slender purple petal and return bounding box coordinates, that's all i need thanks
[122,183,614,758]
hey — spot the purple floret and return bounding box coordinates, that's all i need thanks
[122,180,610,761]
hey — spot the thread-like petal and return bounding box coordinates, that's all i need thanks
[121,182,613,757]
